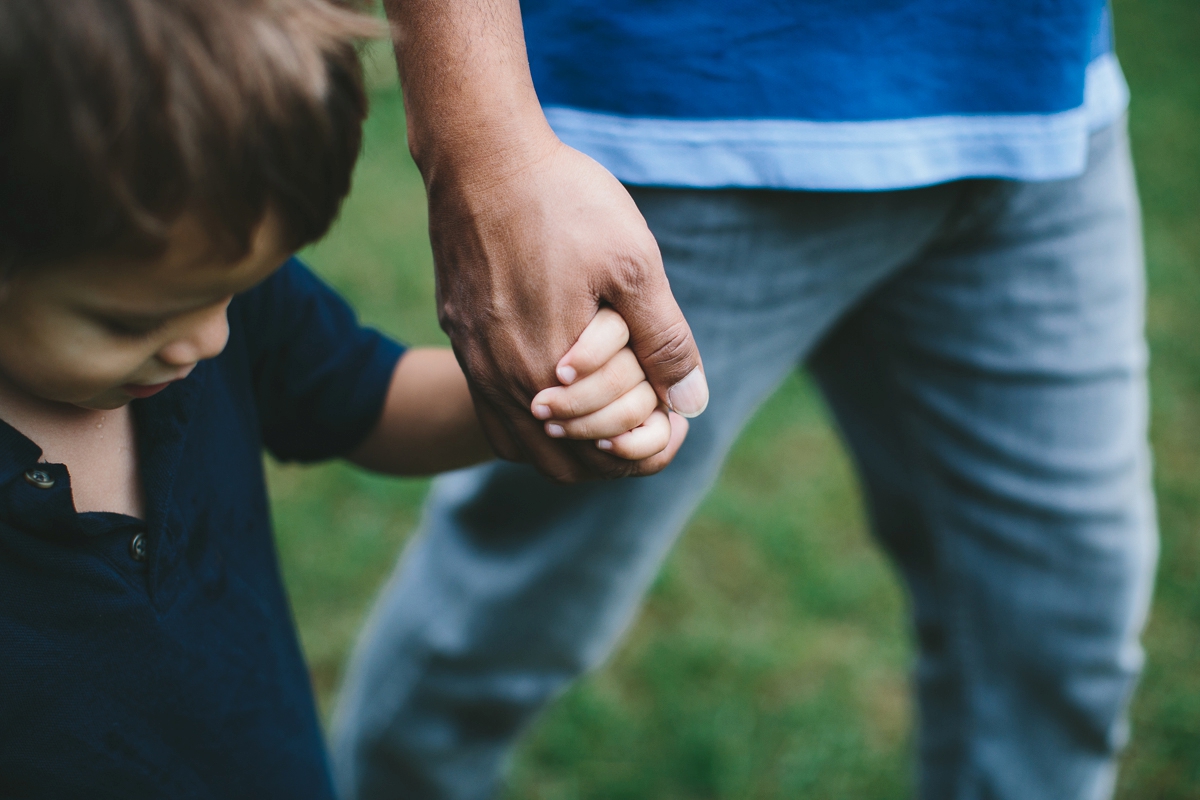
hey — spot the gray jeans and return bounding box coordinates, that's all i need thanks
[330,121,1158,800]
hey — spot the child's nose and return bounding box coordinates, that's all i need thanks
[157,302,231,367]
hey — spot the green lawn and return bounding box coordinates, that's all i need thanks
[279,1,1200,795]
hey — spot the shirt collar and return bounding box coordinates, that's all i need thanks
[0,417,43,489]
[0,364,209,539]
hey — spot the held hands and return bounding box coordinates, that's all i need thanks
[346,307,688,479]
[386,0,705,481]
[427,139,707,483]
[530,309,689,468]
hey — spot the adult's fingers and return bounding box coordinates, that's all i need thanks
[425,138,699,480]
[506,411,593,483]
[474,386,595,482]
[470,390,525,463]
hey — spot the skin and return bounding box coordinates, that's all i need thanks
[0,220,289,518]
[353,309,690,475]
[384,0,709,484]
[0,220,686,518]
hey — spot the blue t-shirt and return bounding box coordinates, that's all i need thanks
[523,0,1129,189]
[0,260,404,799]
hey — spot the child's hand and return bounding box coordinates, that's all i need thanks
[530,309,687,461]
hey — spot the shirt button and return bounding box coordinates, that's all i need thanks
[129,532,148,562]
[23,468,55,489]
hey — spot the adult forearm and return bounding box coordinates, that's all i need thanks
[384,0,556,184]
[380,0,707,482]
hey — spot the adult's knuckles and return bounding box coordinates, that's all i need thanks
[597,238,663,296]
[637,318,698,378]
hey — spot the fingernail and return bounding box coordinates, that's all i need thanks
[667,367,709,418]
[557,365,577,385]
[533,404,552,420]
[546,423,565,438]
[596,438,613,451]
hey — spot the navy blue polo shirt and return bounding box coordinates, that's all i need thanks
[0,259,404,799]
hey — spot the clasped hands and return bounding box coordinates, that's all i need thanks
[529,308,689,468]
[422,136,708,483]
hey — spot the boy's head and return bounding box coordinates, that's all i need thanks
[0,0,376,409]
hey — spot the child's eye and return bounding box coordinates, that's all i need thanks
[99,317,164,338]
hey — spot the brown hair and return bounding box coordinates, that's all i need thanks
[0,0,380,271]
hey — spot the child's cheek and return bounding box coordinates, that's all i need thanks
[44,345,155,407]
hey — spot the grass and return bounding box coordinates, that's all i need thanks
[275,2,1200,795]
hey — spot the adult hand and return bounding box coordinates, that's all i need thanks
[385,0,707,482]
[427,136,708,482]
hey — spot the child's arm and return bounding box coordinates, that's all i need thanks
[346,347,493,475]
[348,310,687,476]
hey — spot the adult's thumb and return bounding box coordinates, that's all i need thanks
[613,283,709,418]
[666,363,709,418]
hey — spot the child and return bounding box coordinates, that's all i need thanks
[0,1,685,797]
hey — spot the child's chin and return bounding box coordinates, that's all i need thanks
[73,391,135,411]
[0,373,131,411]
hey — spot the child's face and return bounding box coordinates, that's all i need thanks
[0,219,289,410]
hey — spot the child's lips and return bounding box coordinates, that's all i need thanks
[122,367,193,399]
[122,381,174,399]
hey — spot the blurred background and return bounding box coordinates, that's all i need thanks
[282,0,1199,795]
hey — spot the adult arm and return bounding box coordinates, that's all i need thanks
[384,0,708,483]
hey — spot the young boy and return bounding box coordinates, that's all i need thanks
[0,1,685,797]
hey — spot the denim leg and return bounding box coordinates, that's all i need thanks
[329,185,960,800]
[808,122,1157,799]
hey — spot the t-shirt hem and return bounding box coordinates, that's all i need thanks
[545,53,1129,191]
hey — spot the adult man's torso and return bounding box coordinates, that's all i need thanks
[523,0,1127,189]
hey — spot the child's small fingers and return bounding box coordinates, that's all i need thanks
[597,408,672,460]
[556,308,629,384]
[533,349,643,420]
[543,381,658,440]
[625,412,690,475]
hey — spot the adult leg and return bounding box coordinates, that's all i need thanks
[808,121,1157,799]
[329,185,961,800]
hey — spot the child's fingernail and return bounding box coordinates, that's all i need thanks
[533,404,552,420]
[667,367,709,418]
[597,439,613,451]
[557,365,577,385]
[546,423,566,438]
